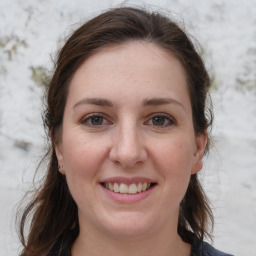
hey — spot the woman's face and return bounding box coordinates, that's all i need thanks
[55,42,206,238]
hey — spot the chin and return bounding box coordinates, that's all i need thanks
[100,211,156,238]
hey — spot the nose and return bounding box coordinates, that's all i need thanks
[109,123,148,169]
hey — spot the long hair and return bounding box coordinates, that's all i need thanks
[18,7,213,255]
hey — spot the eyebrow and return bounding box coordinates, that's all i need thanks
[73,97,185,110]
[143,97,185,110]
[73,97,114,109]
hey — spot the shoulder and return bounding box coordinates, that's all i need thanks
[191,235,234,256]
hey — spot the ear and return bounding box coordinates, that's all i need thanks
[55,142,65,175]
[191,132,208,175]
[51,128,65,175]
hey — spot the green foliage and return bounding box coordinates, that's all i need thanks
[210,76,219,91]
[30,66,48,87]
[0,35,27,60]
[236,47,256,92]
[236,77,256,91]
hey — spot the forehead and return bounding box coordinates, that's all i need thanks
[67,41,190,109]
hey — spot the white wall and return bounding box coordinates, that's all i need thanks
[1,0,256,255]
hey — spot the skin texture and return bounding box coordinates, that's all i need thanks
[55,42,207,256]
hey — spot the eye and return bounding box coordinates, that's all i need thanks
[81,114,111,127]
[145,114,176,127]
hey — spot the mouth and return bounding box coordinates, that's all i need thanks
[100,182,157,194]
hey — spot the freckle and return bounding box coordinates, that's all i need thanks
[177,143,183,149]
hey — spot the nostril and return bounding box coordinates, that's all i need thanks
[108,134,148,168]
[109,150,147,167]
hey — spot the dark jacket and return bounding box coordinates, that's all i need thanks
[191,235,234,256]
[48,233,234,256]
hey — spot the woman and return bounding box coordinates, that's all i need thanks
[18,7,233,256]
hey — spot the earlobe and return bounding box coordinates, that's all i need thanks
[51,128,65,175]
[55,143,66,175]
[191,132,208,175]
[55,142,65,175]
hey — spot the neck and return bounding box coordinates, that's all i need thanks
[71,222,191,256]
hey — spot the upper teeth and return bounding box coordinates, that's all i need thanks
[105,182,151,194]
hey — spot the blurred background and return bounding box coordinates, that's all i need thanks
[0,0,256,255]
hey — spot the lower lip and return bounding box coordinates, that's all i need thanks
[100,185,156,203]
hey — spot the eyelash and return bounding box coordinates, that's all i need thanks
[80,113,111,127]
[145,113,176,128]
[80,113,176,128]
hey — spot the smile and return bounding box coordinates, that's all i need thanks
[101,182,156,194]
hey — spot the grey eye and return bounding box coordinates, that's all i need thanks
[90,116,104,125]
[152,116,166,126]
[146,114,175,127]
[81,114,110,127]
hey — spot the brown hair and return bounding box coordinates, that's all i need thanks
[18,7,213,255]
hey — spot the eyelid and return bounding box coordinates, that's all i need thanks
[79,112,176,128]
[144,113,176,127]
[80,112,112,127]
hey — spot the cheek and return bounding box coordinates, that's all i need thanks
[61,133,108,209]
[152,137,194,195]
[154,137,194,171]
[61,130,107,184]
